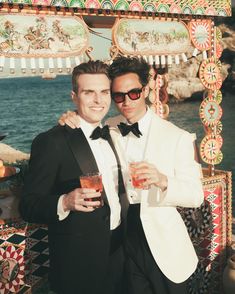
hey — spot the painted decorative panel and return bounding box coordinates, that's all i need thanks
[112,18,191,56]
[0,14,89,58]
[0,13,90,75]
[189,20,212,51]
[179,170,232,293]
[0,223,49,294]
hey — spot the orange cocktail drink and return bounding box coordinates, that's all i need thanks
[80,172,103,207]
[129,163,146,189]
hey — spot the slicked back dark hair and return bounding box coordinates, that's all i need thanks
[72,60,109,94]
[108,57,150,86]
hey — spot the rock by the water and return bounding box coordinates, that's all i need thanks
[166,16,235,100]
[167,53,230,101]
[168,59,204,100]
[0,143,29,163]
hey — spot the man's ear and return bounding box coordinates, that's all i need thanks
[143,85,150,99]
[71,91,76,103]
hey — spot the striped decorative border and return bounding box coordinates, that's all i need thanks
[0,0,232,17]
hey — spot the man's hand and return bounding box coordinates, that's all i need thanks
[130,161,168,192]
[58,111,80,129]
[62,188,101,212]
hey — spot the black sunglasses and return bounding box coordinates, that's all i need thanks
[111,87,144,103]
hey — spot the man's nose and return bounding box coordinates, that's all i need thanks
[123,94,131,104]
[94,93,102,103]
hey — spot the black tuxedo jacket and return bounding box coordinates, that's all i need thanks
[20,125,119,294]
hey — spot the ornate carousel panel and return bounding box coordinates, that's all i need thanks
[112,18,193,65]
[0,0,232,17]
[0,13,89,74]
[0,14,89,58]
[112,18,191,55]
[179,170,232,294]
[0,222,49,294]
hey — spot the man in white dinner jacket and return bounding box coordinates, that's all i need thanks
[59,56,204,294]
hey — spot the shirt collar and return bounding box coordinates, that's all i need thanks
[125,107,151,135]
[79,116,102,139]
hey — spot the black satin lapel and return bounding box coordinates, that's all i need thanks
[107,137,120,166]
[64,126,99,175]
[107,137,128,221]
[107,137,126,196]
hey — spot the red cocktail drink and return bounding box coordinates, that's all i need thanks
[129,163,146,189]
[80,173,103,207]
[131,174,146,189]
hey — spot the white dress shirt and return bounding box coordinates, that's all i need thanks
[57,117,121,230]
[122,108,152,204]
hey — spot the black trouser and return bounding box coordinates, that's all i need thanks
[105,224,127,294]
[53,225,126,294]
[125,204,188,294]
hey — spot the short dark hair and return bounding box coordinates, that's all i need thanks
[108,57,150,86]
[72,60,109,93]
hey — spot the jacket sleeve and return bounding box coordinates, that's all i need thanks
[149,132,204,208]
[19,131,61,224]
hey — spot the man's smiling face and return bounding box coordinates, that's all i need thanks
[72,73,111,126]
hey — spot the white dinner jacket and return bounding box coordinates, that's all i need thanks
[106,110,204,283]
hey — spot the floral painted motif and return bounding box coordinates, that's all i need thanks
[199,57,222,90]
[200,134,223,165]
[0,246,25,294]
[189,20,211,51]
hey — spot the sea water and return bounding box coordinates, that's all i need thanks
[0,75,234,215]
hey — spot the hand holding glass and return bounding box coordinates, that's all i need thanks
[80,172,104,207]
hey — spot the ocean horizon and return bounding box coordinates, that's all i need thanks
[0,76,234,217]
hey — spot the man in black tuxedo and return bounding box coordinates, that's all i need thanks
[19,60,126,294]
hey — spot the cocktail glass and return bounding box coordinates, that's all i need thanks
[129,163,146,189]
[80,172,103,207]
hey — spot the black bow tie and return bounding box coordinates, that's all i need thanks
[117,122,142,138]
[90,125,110,140]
